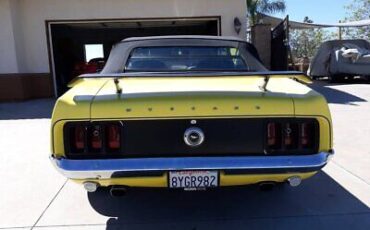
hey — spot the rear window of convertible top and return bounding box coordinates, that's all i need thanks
[124,46,249,72]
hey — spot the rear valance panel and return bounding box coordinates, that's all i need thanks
[121,118,264,156]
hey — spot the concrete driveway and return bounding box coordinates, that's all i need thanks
[0,81,369,230]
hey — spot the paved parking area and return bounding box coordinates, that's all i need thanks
[0,81,369,230]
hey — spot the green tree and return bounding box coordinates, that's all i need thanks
[247,0,286,25]
[343,0,370,40]
[290,17,331,59]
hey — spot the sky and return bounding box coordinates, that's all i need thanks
[273,0,352,24]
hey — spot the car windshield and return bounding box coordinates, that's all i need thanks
[125,46,250,72]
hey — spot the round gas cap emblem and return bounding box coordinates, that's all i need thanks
[184,127,205,147]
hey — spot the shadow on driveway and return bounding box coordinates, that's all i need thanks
[310,80,368,105]
[0,98,55,120]
[88,172,370,230]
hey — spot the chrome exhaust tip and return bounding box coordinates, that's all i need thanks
[83,182,99,192]
[287,176,302,187]
[110,186,129,197]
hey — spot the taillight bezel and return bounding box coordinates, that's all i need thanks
[264,118,320,155]
[64,121,124,159]
[63,118,320,159]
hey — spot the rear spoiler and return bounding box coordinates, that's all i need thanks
[68,71,312,88]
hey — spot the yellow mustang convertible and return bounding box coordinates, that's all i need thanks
[50,36,334,195]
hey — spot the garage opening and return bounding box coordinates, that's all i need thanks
[47,18,220,96]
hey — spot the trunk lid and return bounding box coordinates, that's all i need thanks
[89,76,307,119]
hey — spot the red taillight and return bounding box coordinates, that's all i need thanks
[74,125,85,150]
[107,124,121,149]
[267,122,277,146]
[67,122,123,156]
[90,125,102,149]
[283,123,299,149]
[283,123,293,146]
[300,123,310,147]
[266,120,316,153]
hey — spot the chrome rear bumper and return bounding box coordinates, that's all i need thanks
[50,151,334,180]
[50,152,334,179]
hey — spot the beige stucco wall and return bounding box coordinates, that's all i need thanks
[0,0,247,74]
[0,0,19,73]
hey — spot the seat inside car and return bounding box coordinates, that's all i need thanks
[126,60,167,71]
[196,58,236,70]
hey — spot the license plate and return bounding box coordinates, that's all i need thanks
[169,171,218,189]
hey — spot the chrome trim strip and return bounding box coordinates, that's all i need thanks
[50,151,334,179]
[80,71,305,79]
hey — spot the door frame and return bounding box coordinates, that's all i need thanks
[45,16,221,97]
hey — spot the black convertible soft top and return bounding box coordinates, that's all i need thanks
[121,35,246,42]
[101,35,266,74]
